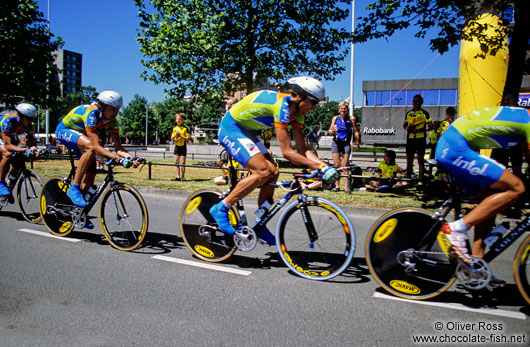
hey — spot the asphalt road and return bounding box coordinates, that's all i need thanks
[1,187,529,346]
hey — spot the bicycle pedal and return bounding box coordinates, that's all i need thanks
[234,227,257,252]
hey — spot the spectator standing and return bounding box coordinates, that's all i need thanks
[305,124,321,156]
[261,128,273,150]
[171,113,190,181]
[328,101,359,192]
[403,94,432,185]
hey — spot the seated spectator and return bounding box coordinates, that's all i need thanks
[369,150,407,190]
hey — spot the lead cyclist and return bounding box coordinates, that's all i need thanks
[209,77,339,245]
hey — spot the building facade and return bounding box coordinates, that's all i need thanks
[53,49,82,96]
[361,78,458,146]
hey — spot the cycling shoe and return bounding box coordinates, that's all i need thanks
[256,226,277,246]
[0,182,10,196]
[209,201,236,235]
[67,184,88,207]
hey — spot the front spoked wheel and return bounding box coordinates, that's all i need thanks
[365,208,457,300]
[179,189,238,262]
[99,183,149,251]
[39,177,75,236]
[277,197,355,280]
[514,234,530,306]
[17,172,44,223]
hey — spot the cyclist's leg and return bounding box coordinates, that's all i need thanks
[463,170,524,226]
[0,146,12,195]
[212,115,276,234]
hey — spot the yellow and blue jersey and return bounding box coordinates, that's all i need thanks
[228,90,303,130]
[0,113,33,143]
[60,104,119,135]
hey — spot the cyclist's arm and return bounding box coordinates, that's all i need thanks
[1,133,25,153]
[276,126,324,169]
[86,131,120,162]
[109,131,134,159]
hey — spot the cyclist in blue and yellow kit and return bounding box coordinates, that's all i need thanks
[56,91,138,209]
[209,77,339,245]
[436,106,530,285]
[0,103,40,197]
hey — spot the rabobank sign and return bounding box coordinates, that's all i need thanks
[363,127,396,136]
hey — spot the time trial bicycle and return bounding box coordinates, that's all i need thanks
[179,157,356,280]
[39,152,149,251]
[0,149,47,223]
[365,159,530,305]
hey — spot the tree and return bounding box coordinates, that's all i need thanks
[304,101,339,134]
[353,0,530,99]
[119,95,156,144]
[44,86,98,132]
[135,0,350,101]
[0,0,63,108]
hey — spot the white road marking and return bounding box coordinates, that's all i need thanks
[17,228,81,242]
[152,255,252,276]
[373,292,526,320]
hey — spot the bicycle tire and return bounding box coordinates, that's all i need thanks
[99,183,149,251]
[39,177,75,237]
[365,208,457,300]
[17,171,44,224]
[276,197,355,280]
[514,234,530,306]
[179,189,238,262]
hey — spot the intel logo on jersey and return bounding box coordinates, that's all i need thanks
[222,136,241,156]
[452,156,488,175]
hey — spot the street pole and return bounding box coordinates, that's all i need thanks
[45,0,50,145]
[145,104,148,146]
[349,0,355,117]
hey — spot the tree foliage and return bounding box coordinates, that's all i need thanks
[119,94,157,143]
[353,0,530,97]
[134,0,351,101]
[0,0,63,108]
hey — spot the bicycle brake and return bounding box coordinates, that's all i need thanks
[234,226,257,252]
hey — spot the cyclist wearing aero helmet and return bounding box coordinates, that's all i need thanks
[209,76,339,245]
[56,91,138,210]
[0,103,41,197]
[436,106,530,285]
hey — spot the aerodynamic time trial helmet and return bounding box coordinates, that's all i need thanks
[15,103,37,119]
[97,90,123,108]
[287,76,325,102]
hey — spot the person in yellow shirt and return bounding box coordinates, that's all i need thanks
[403,94,432,185]
[171,113,189,181]
[369,150,406,190]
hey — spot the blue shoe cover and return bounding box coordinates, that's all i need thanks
[256,226,277,246]
[67,185,88,207]
[209,201,236,235]
[0,182,9,196]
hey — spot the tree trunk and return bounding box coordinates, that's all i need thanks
[502,0,530,100]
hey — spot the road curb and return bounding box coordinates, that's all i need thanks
[135,185,389,218]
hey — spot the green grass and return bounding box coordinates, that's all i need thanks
[30,156,447,211]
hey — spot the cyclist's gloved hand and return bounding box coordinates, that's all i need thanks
[321,166,339,182]
[25,149,35,158]
[134,156,146,164]
[120,157,133,168]
[39,148,49,156]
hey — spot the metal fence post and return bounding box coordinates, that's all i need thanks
[148,162,152,180]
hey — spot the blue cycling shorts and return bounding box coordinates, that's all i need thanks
[56,122,83,159]
[217,113,269,166]
[435,126,506,195]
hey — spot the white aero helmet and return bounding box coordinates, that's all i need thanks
[15,103,37,119]
[97,90,123,108]
[287,76,325,102]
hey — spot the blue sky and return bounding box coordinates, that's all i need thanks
[36,0,460,107]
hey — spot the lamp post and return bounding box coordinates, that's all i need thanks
[145,104,148,146]
[349,0,355,117]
